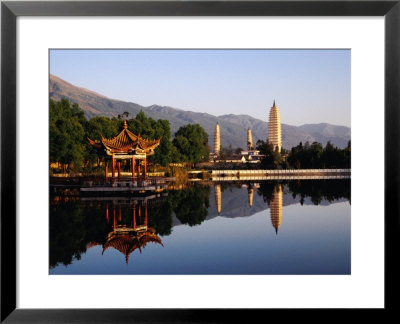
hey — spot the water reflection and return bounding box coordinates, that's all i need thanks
[270,184,283,234]
[171,185,210,226]
[215,184,221,214]
[49,195,169,268]
[94,201,163,264]
[248,188,253,207]
[50,180,350,272]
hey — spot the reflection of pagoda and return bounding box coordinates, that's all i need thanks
[247,183,259,207]
[88,120,161,183]
[215,184,221,214]
[248,188,253,207]
[270,184,283,234]
[88,199,163,264]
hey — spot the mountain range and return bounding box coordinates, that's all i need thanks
[49,74,351,149]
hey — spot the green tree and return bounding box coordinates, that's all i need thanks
[49,99,86,171]
[151,119,173,167]
[126,110,173,167]
[170,144,184,163]
[256,139,282,169]
[287,140,350,169]
[172,124,210,164]
[235,147,244,154]
[85,116,119,167]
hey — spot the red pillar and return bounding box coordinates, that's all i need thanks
[105,161,108,182]
[131,157,135,182]
[137,162,141,179]
[133,205,136,229]
[144,158,147,179]
[118,205,122,222]
[111,157,115,182]
[138,204,142,220]
[117,161,121,181]
[106,203,109,223]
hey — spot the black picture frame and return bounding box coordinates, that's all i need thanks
[1,0,399,322]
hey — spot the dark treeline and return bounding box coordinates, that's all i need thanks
[257,180,351,206]
[256,139,351,169]
[287,141,351,169]
[50,99,210,173]
[287,179,351,205]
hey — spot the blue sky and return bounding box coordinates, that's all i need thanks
[50,49,350,127]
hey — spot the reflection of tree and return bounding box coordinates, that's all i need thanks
[287,179,351,205]
[170,186,210,226]
[257,181,278,205]
[49,201,110,268]
[148,200,173,236]
[257,180,350,206]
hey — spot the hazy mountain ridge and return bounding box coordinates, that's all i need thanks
[298,123,351,148]
[49,74,351,149]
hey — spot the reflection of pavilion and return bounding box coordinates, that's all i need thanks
[270,184,283,234]
[88,198,163,264]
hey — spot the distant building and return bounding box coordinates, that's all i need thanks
[214,122,220,155]
[210,123,266,164]
[240,150,264,163]
[213,151,264,164]
[268,100,282,153]
[247,128,253,150]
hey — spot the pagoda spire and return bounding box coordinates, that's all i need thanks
[268,99,281,153]
[214,122,220,155]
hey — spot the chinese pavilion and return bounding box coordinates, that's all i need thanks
[88,120,161,182]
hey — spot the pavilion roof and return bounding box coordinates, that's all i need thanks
[88,120,161,155]
[102,228,163,264]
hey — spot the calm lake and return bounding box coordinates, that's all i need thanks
[49,180,351,275]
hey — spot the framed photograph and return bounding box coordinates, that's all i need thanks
[1,0,399,322]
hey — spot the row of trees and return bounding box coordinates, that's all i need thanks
[50,99,210,172]
[255,139,351,169]
[286,140,351,169]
